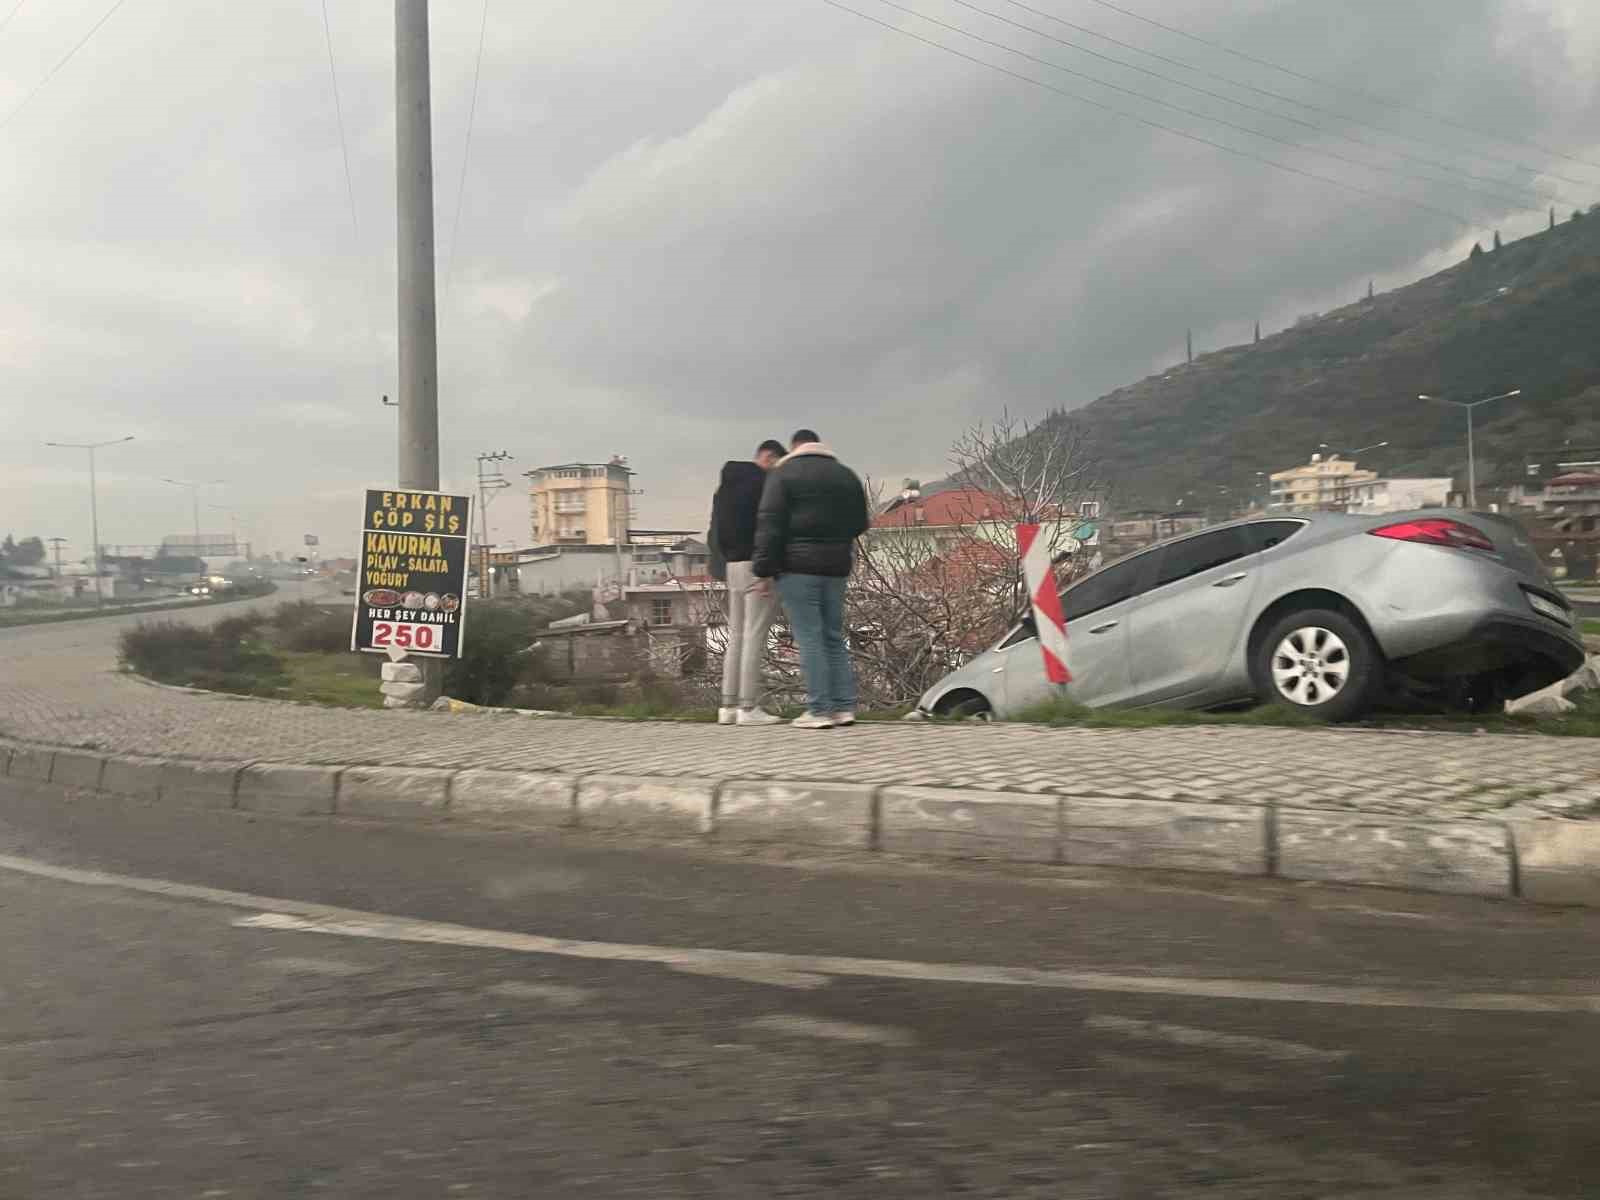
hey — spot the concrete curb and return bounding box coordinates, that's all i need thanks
[2,735,1595,906]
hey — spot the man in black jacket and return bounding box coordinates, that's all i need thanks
[751,429,870,729]
[713,439,787,725]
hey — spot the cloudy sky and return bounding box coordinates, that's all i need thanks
[5,0,1599,561]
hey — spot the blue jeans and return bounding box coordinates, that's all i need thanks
[777,573,855,716]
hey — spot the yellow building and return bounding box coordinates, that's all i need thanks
[1270,454,1377,513]
[526,458,635,547]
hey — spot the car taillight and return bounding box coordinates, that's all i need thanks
[1368,517,1496,553]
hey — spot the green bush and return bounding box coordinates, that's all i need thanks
[270,602,351,653]
[444,602,540,706]
[119,617,287,695]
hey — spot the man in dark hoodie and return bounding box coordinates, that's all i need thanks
[751,429,870,729]
[713,439,787,725]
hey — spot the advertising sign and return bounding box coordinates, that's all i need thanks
[351,488,472,659]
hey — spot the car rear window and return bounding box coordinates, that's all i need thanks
[1151,527,1251,589]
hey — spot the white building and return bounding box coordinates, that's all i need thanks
[1345,478,1452,515]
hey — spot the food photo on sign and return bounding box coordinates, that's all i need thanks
[351,488,473,659]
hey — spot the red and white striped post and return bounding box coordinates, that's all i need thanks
[1016,523,1071,685]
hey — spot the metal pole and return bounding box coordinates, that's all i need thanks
[88,446,103,606]
[396,0,439,492]
[1466,404,1477,509]
[395,0,441,704]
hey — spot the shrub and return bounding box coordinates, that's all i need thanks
[119,617,287,696]
[443,602,540,706]
[270,602,351,653]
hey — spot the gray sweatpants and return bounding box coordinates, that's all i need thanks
[721,561,777,709]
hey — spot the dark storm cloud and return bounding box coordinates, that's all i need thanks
[3,0,1597,555]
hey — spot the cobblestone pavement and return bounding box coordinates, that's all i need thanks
[3,598,1597,821]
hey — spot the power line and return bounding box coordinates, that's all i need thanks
[820,0,1472,227]
[0,0,130,134]
[444,0,491,302]
[1073,0,1600,173]
[862,0,1494,221]
[984,0,1587,204]
[319,0,386,404]
[0,1,26,39]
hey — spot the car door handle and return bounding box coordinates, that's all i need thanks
[1089,620,1119,634]
[1212,572,1249,588]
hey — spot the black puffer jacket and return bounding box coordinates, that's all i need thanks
[712,460,767,563]
[751,445,870,579]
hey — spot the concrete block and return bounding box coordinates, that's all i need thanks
[1064,796,1266,876]
[1511,821,1600,906]
[1277,809,1512,898]
[576,775,715,835]
[160,760,245,809]
[718,780,875,848]
[380,680,428,700]
[339,766,452,820]
[879,786,1058,862]
[99,756,166,803]
[6,745,53,782]
[49,750,105,792]
[381,661,423,683]
[450,770,576,826]
[238,763,339,817]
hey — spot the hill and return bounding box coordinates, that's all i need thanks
[1048,214,1600,512]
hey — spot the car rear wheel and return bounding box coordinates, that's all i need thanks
[1251,608,1380,722]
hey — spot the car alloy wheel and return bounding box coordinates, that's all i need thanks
[1270,625,1350,707]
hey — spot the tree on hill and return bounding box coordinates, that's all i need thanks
[1469,242,1485,260]
[1574,210,1584,223]
[1493,230,1503,251]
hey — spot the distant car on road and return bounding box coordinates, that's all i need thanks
[917,512,1584,722]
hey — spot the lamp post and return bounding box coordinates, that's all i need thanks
[1419,390,1521,509]
[163,478,225,580]
[45,435,134,606]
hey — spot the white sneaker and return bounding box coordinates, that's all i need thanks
[717,707,737,726]
[791,713,835,729]
[831,712,857,727]
[736,708,781,726]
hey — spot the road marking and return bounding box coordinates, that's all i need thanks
[485,981,589,1006]
[745,1014,912,1046]
[670,962,831,990]
[259,956,369,978]
[1,852,1595,1016]
[1086,1013,1349,1065]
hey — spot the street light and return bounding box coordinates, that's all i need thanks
[1319,440,1389,458]
[163,478,226,578]
[1419,389,1521,509]
[45,435,134,606]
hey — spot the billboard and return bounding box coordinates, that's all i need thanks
[351,488,472,659]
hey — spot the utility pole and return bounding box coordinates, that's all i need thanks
[1419,389,1521,509]
[46,435,134,606]
[475,451,513,599]
[47,537,67,579]
[396,0,442,704]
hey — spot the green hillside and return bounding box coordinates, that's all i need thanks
[1060,214,1600,512]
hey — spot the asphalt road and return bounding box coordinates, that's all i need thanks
[3,779,1599,1198]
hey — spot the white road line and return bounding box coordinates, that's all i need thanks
[745,1015,912,1046]
[1086,1014,1349,1065]
[485,981,590,1007]
[259,956,369,978]
[1,852,1595,1016]
[670,962,831,990]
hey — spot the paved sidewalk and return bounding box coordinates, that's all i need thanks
[2,602,1598,822]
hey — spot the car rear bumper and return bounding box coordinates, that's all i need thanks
[1391,613,1585,691]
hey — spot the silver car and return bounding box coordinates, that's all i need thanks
[916,511,1584,722]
